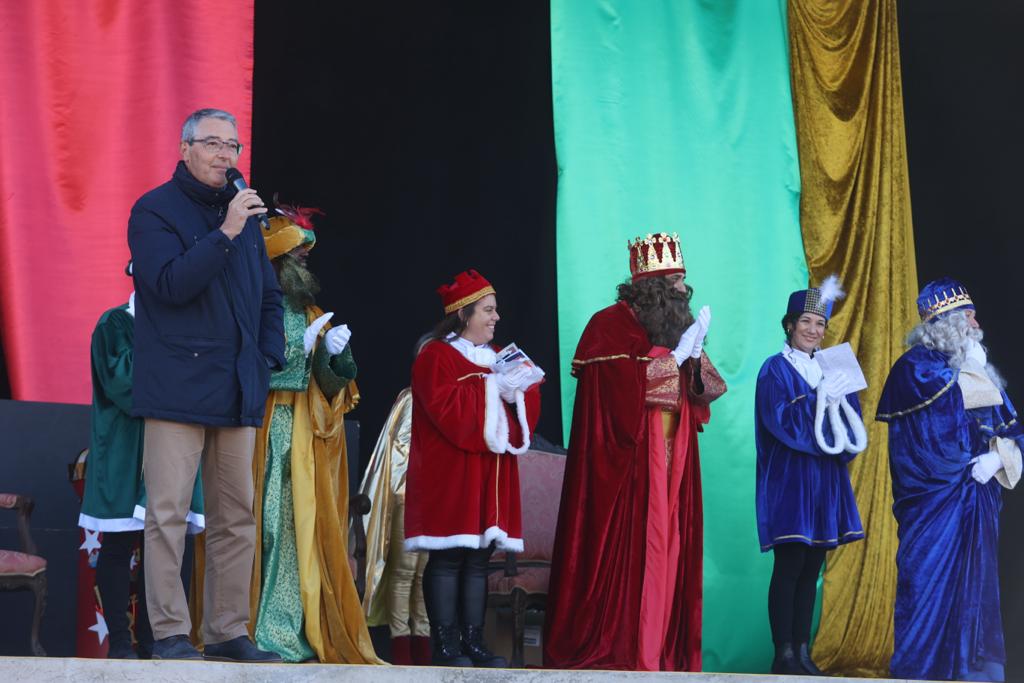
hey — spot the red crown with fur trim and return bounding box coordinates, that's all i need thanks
[437,270,496,315]
[628,232,686,280]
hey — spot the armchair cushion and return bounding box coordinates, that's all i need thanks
[0,550,46,577]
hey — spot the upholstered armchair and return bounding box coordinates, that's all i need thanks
[0,493,47,656]
[487,449,566,668]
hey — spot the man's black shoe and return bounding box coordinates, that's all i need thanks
[203,636,283,663]
[151,634,201,660]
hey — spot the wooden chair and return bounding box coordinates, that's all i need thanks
[0,493,47,656]
[487,449,566,668]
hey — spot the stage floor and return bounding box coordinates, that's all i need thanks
[0,657,909,682]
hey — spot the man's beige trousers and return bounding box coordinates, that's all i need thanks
[143,418,256,643]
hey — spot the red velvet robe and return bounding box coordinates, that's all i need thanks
[544,302,710,671]
[404,339,541,552]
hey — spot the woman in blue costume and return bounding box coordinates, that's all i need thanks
[877,278,1021,682]
[755,277,866,675]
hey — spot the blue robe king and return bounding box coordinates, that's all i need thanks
[878,278,1022,682]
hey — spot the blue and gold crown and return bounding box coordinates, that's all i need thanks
[918,277,974,322]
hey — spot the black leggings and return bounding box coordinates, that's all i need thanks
[95,530,152,648]
[422,546,494,628]
[768,543,826,645]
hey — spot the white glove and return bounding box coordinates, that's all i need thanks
[672,324,700,365]
[303,312,334,356]
[324,324,351,355]
[971,450,1002,484]
[690,306,711,359]
[821,370,852,404]
[495,365,530,403]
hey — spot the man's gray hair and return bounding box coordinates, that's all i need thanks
[181,108,237,142]
[907,309,1005,388]
[907,309,980,369]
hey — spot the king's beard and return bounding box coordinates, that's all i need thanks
[276,253,320,311]
[635,299,692,347]
[617,277,694,348]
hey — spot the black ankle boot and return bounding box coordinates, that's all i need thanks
[431,625,472,667]
[461,624,506,668]
[771,642,805,675]
[797,642,825,676]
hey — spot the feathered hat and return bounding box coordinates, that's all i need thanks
[263,200,323,260]
[787,275,844,321]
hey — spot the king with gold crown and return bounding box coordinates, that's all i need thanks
[544,232,726,672]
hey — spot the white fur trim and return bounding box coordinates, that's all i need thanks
[78,512,144,533]
[133,504,206,535]
[483,374,508,454]
[404,526,524,553]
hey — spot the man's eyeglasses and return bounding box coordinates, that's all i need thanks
[188,137,243,156]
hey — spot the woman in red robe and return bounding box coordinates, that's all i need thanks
[404,269,542,667]
[544,233,724,671]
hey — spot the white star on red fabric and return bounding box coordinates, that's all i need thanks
[79,529,102,554]
[87,611,108,645]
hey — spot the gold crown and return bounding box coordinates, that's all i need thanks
[628,232,685,278]
[920,287,973,322]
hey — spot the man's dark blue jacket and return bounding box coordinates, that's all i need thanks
[128,161,285,427]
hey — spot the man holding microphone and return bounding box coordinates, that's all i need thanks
[128,108,284,662]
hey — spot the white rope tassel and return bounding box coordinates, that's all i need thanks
[814,387,868,455]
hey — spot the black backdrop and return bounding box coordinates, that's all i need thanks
[249,1,561,471]
[898,1,1024,680]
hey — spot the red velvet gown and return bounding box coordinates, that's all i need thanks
[404,339,541,552]
[544,302,710,671]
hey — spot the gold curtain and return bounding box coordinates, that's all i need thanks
[787,0,918,676]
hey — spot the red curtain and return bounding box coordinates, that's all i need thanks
[0,1,254,403]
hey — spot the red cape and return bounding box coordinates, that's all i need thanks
[544,302,707,671]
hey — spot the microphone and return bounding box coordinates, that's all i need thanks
[224,168,269,230]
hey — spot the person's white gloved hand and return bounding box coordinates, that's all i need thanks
[495,365,530,403]
[971,450,1002,484]
[324,324,351,355]
[966,338,988,367]
[690,306,711,359]
[821,370,852,404]
[672,322,701,366]
[303,312,334,356]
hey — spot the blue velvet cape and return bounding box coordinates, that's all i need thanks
[755,353,865,551]
[878,344,1021,681]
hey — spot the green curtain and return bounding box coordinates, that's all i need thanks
[552,0,807,671]
[788,0,918,675]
